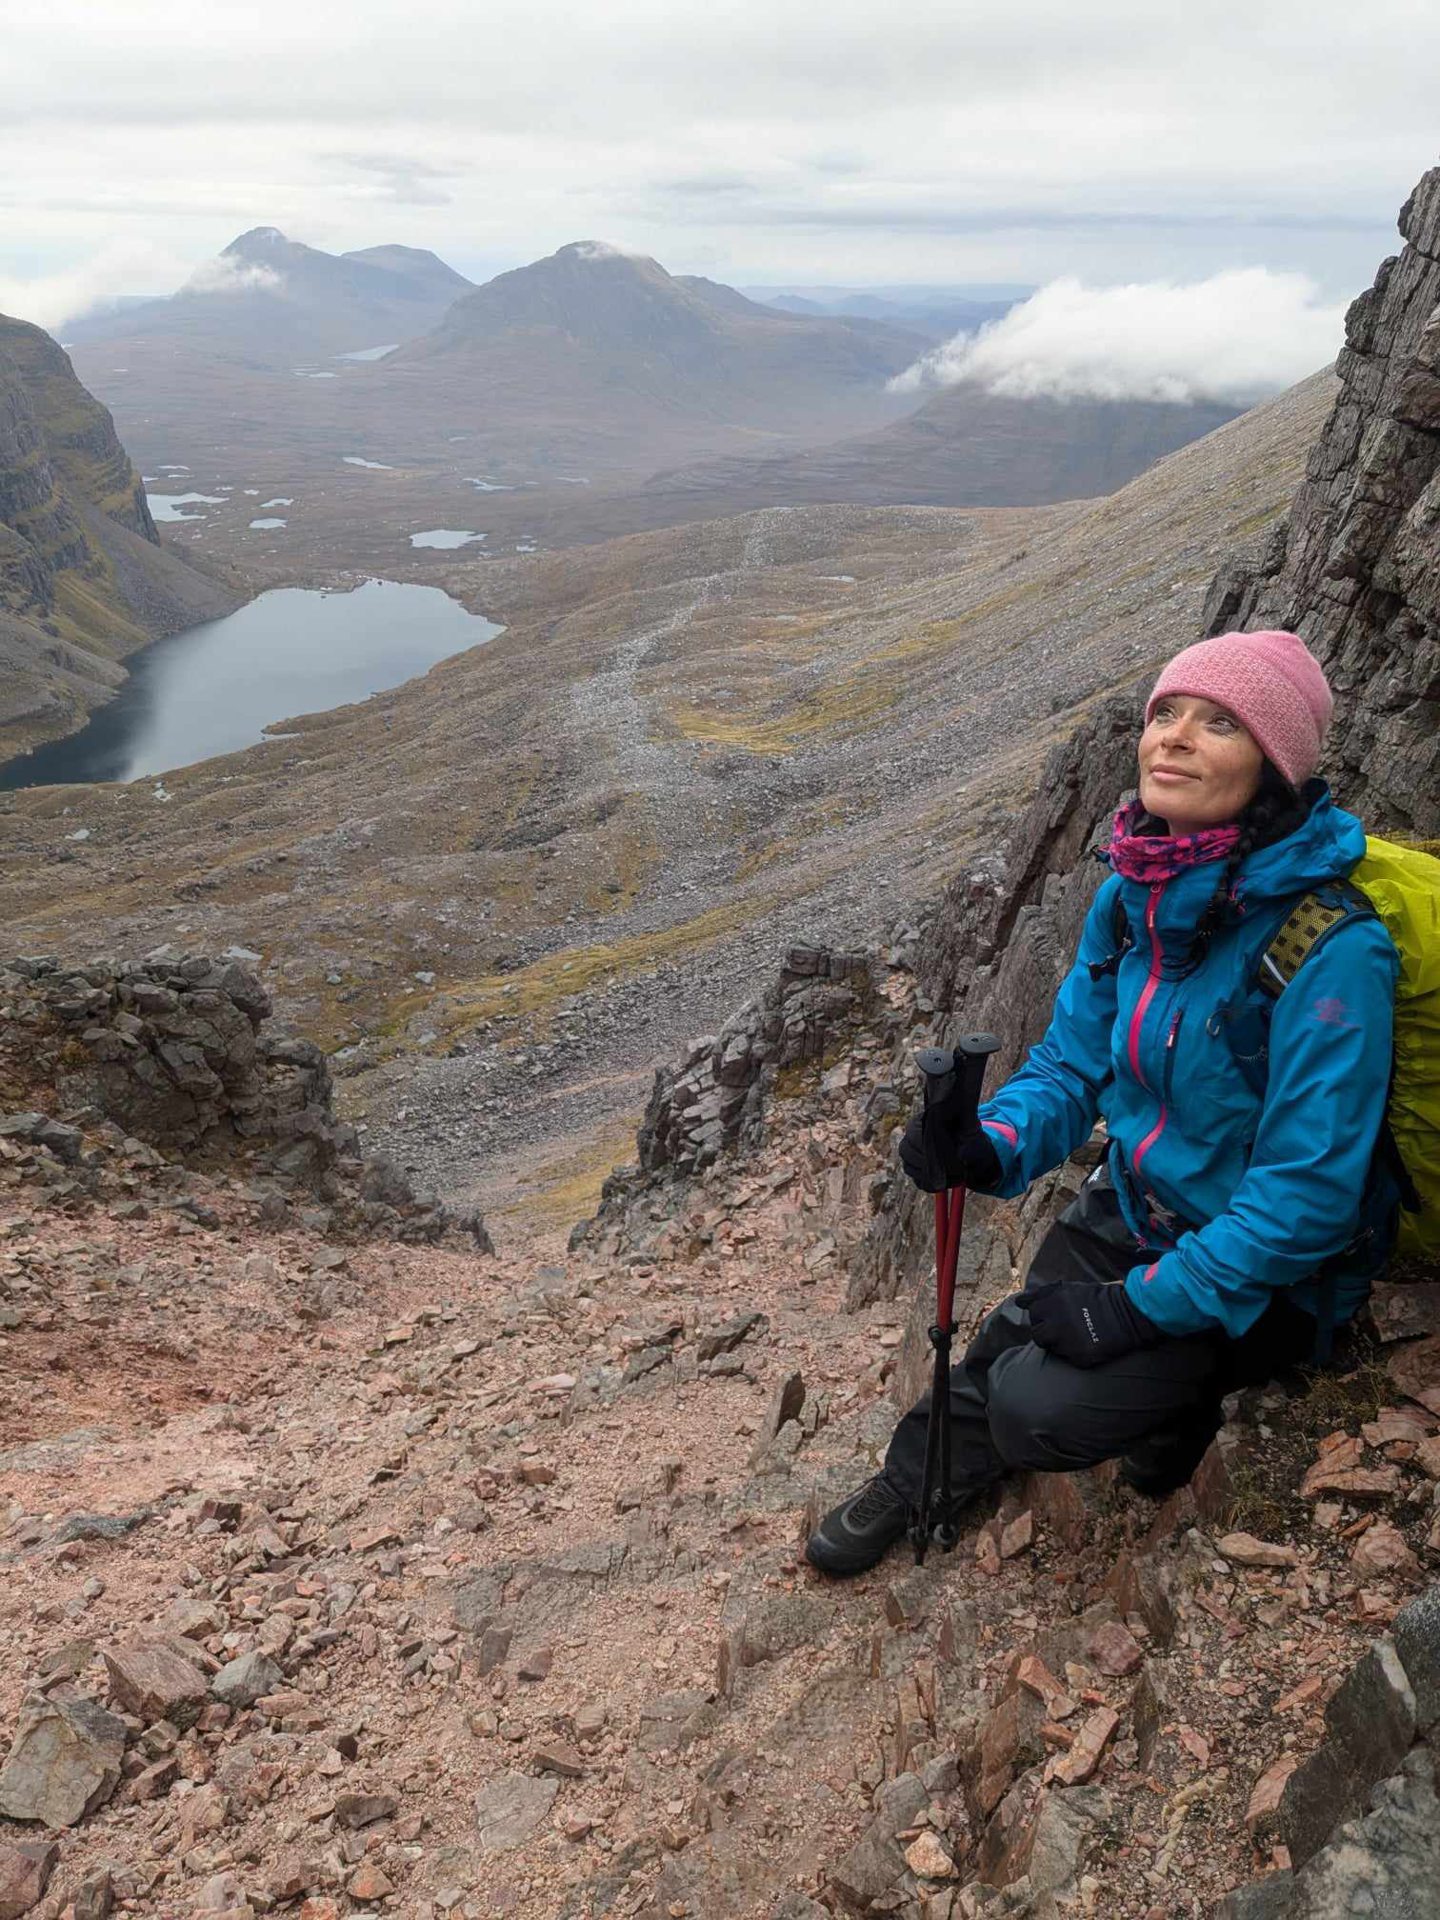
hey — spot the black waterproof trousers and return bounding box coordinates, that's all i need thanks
[882,1165,1320,1503]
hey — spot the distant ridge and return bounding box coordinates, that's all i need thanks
[395,240,927,445]
[626,376,1244,516]
[62,227,475,361]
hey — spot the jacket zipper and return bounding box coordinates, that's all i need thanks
[1129,883,1170,1184]
[1126,882,1167,1091]
[1162,1009,1184,1103]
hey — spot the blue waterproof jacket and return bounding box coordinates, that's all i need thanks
[977,786,1399,1339]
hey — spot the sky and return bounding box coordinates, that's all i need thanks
[1,0,1435,354]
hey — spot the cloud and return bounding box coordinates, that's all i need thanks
[890,268,1347,404]
[0,238,196,330]
[183,253,284,296]
[337,152,455,207]
[651,172,760,199]
[0,0,1434,294]
[569,240,651,262]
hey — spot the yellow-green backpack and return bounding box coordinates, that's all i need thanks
[1259,835,1440,1259]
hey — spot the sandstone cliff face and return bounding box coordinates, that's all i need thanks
[0,343,93,595]
[0,316,237,764]
[1205,168,1440,838]
[0,318,154,603]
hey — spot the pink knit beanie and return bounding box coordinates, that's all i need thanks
[1145,629,1333,789]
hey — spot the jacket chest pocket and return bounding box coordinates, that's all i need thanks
[1206,987,1272,1100]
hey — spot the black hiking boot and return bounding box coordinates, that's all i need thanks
[1119,1406,1222,1499]
[805,1474,911,1576]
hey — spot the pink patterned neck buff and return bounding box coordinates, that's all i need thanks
[1105,798,1242,885]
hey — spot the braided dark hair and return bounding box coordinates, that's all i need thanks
[1131,763,1315,976]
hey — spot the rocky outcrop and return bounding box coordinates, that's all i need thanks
[0,319,151,622]
[1220,1584,1440,1917]
[579,943,901,1253]
[0,319,155,545]
[1205,167,1440,838]
[637,944,886,1174]
[0,949,491,1249]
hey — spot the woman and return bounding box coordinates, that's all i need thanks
[807,629,1400,1577]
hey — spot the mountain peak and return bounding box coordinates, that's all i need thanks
[555,240,648,264]
[341,244,473,295]
[224,226,292,255]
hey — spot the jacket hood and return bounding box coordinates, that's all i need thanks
[1231,781,1366,906]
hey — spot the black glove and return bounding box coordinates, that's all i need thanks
[898,1108,1003,1194]
[1016,1278,1162,1368]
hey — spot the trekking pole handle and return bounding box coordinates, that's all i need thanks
[915,1033,1002,1132]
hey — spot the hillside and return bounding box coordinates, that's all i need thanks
[407,243,923,411]
[605,377,1244,521]
[0,316,239,761]
[0,366,1334,1224]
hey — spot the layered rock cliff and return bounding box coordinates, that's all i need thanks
[1204,169,1440,839]
[0,316,238,765]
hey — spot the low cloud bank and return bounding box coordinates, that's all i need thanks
[0,244,181,331]
[891,268,1346,404]
[184,254,284,296]
[0,241,280,332]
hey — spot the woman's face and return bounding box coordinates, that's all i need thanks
[1138,693,1266,832]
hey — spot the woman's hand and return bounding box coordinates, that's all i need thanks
[898,1110,1003,1193]
[1017,1278,1162,1367]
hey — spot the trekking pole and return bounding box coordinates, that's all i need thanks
[911,1033,1001,1564]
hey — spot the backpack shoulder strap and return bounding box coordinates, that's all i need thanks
[1255,879,1420,1220]
[1087,883,1134,982]
[1256,880,1376,1000]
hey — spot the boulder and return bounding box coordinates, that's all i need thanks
[103,1640,208,1728]
[0,1839,58,1919]
[474,1771,558,1851]
[334,1791,397,1829]
[1391,1581,1440,1735]
[696,1311,768,1363]
[210,1651,284,1709]
[0,1691,127,1827]
[1280,1638,1417,1867]
[978,1780,1109,1896]
[1283,1748,1440,1915]
[829,1772,928,1915]
[68,1870,115,1920]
